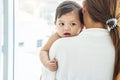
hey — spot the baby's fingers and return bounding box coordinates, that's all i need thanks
[50,59,57,63]
[49,63,58,71]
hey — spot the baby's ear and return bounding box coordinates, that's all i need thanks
[54,21,58,30]
[54,21,56,25]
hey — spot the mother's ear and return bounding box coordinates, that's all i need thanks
[82,1,86,14]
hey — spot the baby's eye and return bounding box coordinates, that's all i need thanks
[59,23,64,26]
[70,23,76,26]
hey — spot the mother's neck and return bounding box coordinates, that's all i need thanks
[84,13,105,29]
[86,21,105,29]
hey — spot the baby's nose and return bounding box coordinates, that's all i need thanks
[64,26,70,31]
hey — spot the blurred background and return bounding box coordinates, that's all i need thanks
[0,0,82,80]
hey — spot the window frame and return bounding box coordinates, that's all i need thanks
[3,0,14,80]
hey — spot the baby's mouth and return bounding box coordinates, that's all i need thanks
[64,33,71,37]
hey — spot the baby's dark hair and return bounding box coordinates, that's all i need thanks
[55,1,83,24]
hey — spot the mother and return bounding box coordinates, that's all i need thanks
[49,0,120,80]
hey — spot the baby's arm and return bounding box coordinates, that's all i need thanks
[39,32,60,71]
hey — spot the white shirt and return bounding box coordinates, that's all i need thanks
[49,28,115,80]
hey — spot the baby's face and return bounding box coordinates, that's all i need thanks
[55,10,83,37]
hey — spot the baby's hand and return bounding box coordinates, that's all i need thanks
[46,58,58,72]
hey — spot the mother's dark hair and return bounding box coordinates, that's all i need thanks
[84,0,120,80]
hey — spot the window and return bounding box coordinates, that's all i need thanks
[2,0,82,80]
